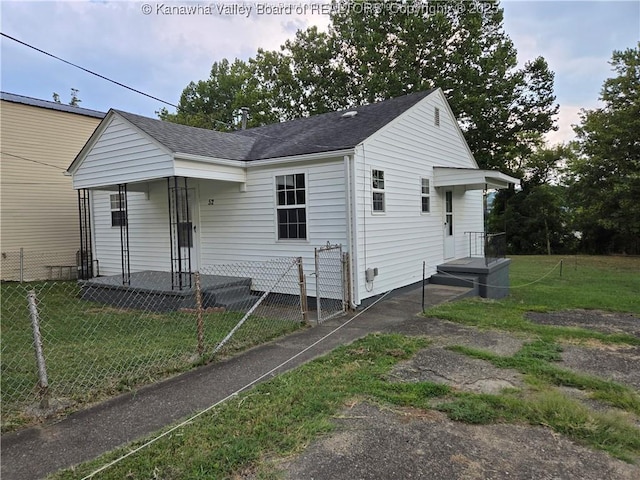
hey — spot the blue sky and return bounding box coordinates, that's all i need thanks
[1,1,639,144]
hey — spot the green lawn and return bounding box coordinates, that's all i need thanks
[1,281,304,431]
[49,255,640,479]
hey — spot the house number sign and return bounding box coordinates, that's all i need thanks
[208,199,215,205]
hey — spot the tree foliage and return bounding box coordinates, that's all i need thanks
[567,43,640,254]
[489,145,577,254]
[162,0,558,173]
[158,58,278,130]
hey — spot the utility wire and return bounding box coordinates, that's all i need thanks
[0,151,67,171]
[1,32,178,109]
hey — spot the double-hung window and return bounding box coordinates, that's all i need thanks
[276,173,307,240]
[110,193,127,227]
[421,178,430,213]
[372,169,385,213]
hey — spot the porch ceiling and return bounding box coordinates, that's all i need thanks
[433,167,520,190]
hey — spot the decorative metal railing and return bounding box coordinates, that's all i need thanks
[464,232,506,265]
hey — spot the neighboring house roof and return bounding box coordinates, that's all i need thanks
[1,91,106,119]
[104,89,437,162]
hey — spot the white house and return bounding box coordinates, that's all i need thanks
[67,88,518,306]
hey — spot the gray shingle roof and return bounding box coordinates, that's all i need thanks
[114,110,256,161]
[237,89,436,160]
[1,91,106,119]
[112,89,436,162]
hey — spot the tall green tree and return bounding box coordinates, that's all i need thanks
[158,58,278,130]
[489,145,577,254]
[267,0,558,171]
[567,43,640,254]
[162,0,558,174]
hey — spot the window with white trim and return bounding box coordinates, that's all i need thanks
[372,169,385,213]
[110,193,127,227]
[276,173,307,240]
[421,178,430,213]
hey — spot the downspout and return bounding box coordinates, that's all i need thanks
[345,151,360,309]
[345,153,360,308]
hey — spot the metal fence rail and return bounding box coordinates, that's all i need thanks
[0,258,305,430]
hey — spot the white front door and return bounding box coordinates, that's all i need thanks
[444,190,455,259]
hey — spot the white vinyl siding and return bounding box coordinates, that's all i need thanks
[352,89,480,301]
[92,181,171,275]
[73,116,174,189]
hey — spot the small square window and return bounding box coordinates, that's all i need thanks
[110,193,127,227]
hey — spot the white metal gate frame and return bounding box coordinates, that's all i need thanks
[314,242,346,324]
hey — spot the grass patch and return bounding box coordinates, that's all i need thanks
[448,342,640,415]
[425,255,640,345]
[50,334,639,479]
[30,256,640,475]
[1,281,304,431]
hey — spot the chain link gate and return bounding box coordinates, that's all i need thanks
[314,243,347,323]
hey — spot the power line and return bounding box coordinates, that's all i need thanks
[1,32,178,109]
[1,151,67,171]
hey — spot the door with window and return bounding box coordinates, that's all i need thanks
[444,190,455,259]
[178,187,200,271]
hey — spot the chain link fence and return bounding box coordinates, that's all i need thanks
[1,249,81,282]
[1,257,306,431]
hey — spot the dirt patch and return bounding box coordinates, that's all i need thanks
[388,347,523,394]
[282,401,639,480]
[560,345,640,391]
[389,317,527,356]
[526,309,640,338]
[274,310,640,479]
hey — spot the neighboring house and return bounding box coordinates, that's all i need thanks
[0,92,105,281]
[67,88,518,306]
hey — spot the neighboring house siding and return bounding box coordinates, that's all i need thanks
[353,90,479,301]
[73,116,174,189]
[0,100,102,280]
[92,181,171,275]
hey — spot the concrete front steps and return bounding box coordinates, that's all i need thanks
[428,272,480,297]
[202,279,260,311]
[429,257,512,299]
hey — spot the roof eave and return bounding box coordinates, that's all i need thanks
[246,148,355,167]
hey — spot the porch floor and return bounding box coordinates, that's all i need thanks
[80,270,254,312]
[82,270,249,294]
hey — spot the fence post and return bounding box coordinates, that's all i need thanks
[28,290,49,409]
[422,261,426,312]
[20,247,24,283]
[297,258,308,323]
[314,247,321,325]
[195,271,204,356]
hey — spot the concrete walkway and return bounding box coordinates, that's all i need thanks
[1,284,469,480]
